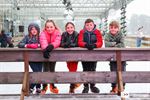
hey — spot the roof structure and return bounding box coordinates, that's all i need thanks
[0,0,134,20]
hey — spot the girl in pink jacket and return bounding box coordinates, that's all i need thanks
[40,20,61,94]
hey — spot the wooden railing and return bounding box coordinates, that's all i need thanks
[0,48,150,100]
[125,35,150,47]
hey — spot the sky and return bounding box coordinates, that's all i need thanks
[108,0,150,21]
[126,0,150,18]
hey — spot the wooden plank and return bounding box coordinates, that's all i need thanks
[0,94,120,100]
[0,72,24,84]
[121,50,150,61]
[0,51,23,62]
[0,48,150,62]
[1,93,150,100]
[1,72,150,84]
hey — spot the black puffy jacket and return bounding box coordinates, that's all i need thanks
[60,31,78,48]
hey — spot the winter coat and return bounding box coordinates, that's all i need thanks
[18,35,40,48]
[104,31,125,48]
[40,29,61,49]
[78,26,103,48]
[60,31,78,47]
[0,34,13,47]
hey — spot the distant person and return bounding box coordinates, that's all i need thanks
[40,19,61,94]
[60,22,80,93]
[78,18,103,93]
[136,26,144,47]
[0,30,14,48]
[104,20,126,94]
[18,23,42,94]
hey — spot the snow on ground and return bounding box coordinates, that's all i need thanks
[0,61,150,94]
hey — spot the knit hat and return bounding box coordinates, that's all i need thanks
[28,23,40,34]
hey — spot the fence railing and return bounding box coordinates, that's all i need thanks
[0,48,150,100]
[125,35,150,47]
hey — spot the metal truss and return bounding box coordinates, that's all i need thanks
[0,0,134,19]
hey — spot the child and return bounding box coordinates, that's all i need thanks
[60,22,80,93]
[136,26,143,47]
[0,30,14,48]
[40,19,61,94]
[104,20,126,94]
[78,18,103,93]
[18,23,42,94]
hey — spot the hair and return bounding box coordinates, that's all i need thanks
[84,18,94,24]
[45,19,58,30]
[28,23,40,40]
[109,21,120,29]
[65,22,75,30]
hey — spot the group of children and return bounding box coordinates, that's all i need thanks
[17,18,126,95]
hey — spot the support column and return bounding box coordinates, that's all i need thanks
[120,0,127,36]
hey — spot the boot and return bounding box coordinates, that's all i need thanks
[41,85,48,95]
[29,88,34,94]
[50,84,59,94]
[110,86,118,94]
[90,84,100,93]
[69,84,75,93]
[36,88,41,95]
[82,84,89,93]
[74,83,81,89]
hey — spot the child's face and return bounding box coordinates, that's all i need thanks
[109,26,119,35]
[66,24,75,34]
[85,22,94,32]
[45,22,55,34]
[30,27,38,35]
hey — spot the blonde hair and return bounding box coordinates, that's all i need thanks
[45,19,62,32]
[109,21,120,29]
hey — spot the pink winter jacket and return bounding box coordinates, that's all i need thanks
[40,29,61,49]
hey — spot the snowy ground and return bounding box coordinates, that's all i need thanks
[0,61,150,94]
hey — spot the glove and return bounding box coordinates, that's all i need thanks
[45,44,54,52]
[8,44,14,48]
[64,43,69,48]
[85,44,96,50]
[26,43,38,49]
[70,44,76,47]
[111,42,117,46]
[43,50,50,59]
[43,44,54,59]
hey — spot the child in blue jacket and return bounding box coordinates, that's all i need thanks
[18,23,42,94]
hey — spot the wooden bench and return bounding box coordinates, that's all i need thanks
[0,48,150,100]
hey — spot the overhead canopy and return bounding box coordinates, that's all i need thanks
[0,0,134,20]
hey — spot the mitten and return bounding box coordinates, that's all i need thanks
[8,44,14,48]
[45,44,54,52]
[43,50,50,59]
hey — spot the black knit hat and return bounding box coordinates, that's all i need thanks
[28,23,40,34]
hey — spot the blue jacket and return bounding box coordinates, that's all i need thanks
[18,35,39,48]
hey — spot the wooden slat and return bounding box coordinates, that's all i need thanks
[1,93,150,100]
[0,48,150,62]
[0,94,120,100]
[0,72,24,84]
[1,72,150,84]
